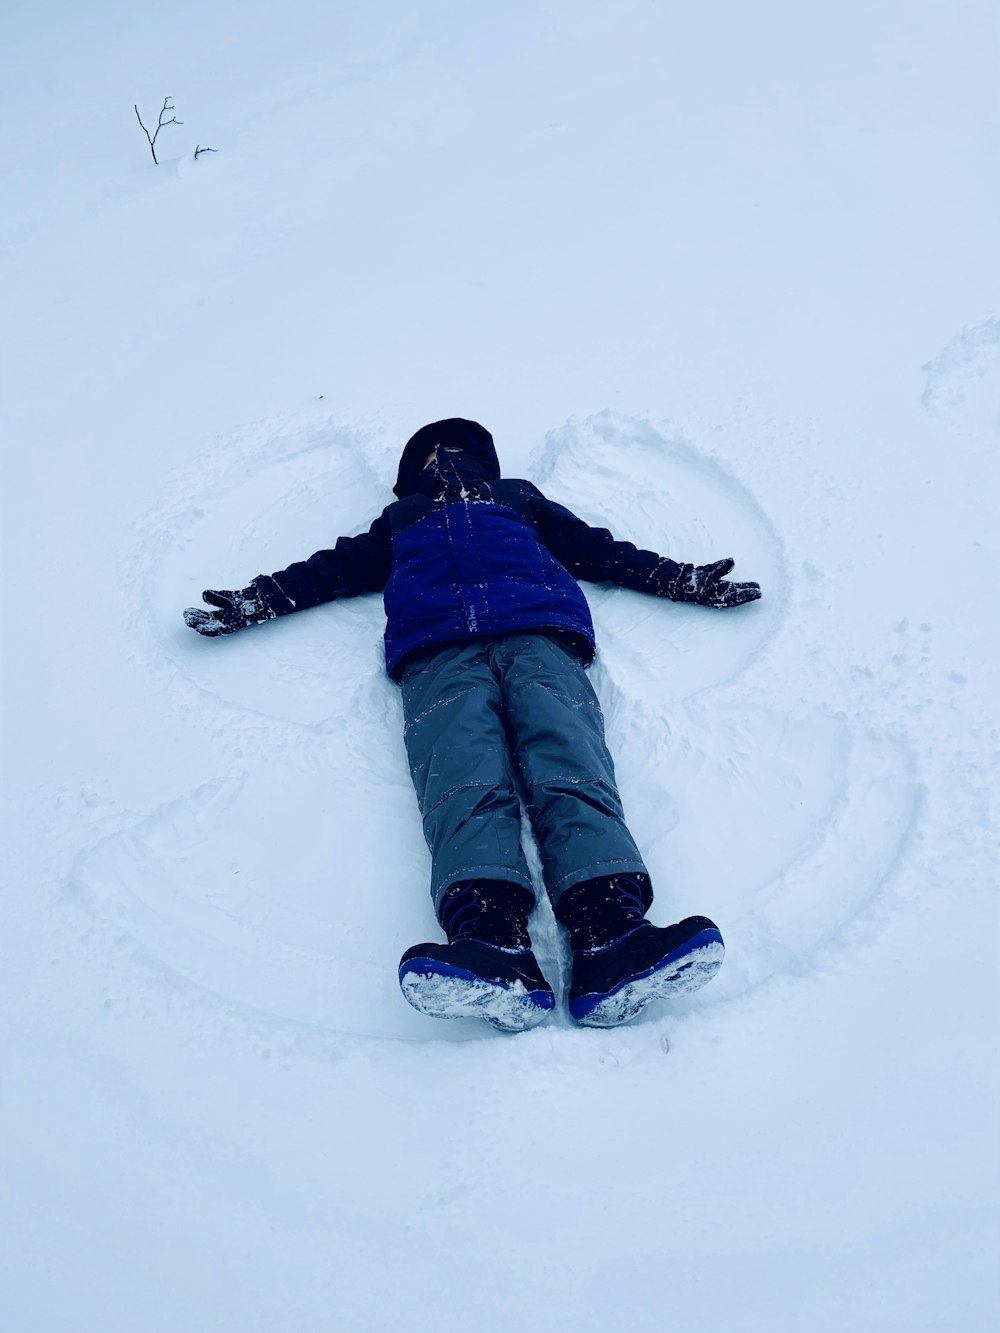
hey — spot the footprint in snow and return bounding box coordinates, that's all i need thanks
[921,315,1000,439]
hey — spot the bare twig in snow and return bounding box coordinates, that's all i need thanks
[134,97,184,165]
[194,145,219,160]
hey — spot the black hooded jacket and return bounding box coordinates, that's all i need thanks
[255,419,682,678]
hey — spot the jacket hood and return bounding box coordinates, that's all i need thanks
[393,418,500,498]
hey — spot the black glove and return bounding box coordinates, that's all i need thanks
[662,558,761,608]
[183,582,276,636]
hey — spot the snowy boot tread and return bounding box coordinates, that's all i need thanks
[568,916,724,1027]
[399,939,555,1032]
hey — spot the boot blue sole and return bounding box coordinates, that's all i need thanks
[399,957,555,1032]
[570,928,725,1027]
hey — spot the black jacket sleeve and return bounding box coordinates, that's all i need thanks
[254,509,393,615]
[530,488,682,596]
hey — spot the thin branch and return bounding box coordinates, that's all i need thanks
[134,104,155,162]
[194,145,219,160]
[134,97,184,165]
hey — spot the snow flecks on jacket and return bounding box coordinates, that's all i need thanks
[259,426,686,679]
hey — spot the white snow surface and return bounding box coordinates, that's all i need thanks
[3,3,999,1330]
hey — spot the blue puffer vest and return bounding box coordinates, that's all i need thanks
[254,419,678,679]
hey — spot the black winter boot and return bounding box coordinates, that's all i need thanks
[555,873,724,1027]
[399,880,555,1032]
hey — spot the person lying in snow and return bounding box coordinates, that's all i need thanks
[184,418,761,1032]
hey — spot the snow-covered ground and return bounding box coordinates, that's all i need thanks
[3,3,998,1330]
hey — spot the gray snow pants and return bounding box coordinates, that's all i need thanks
[399,632,648,912]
